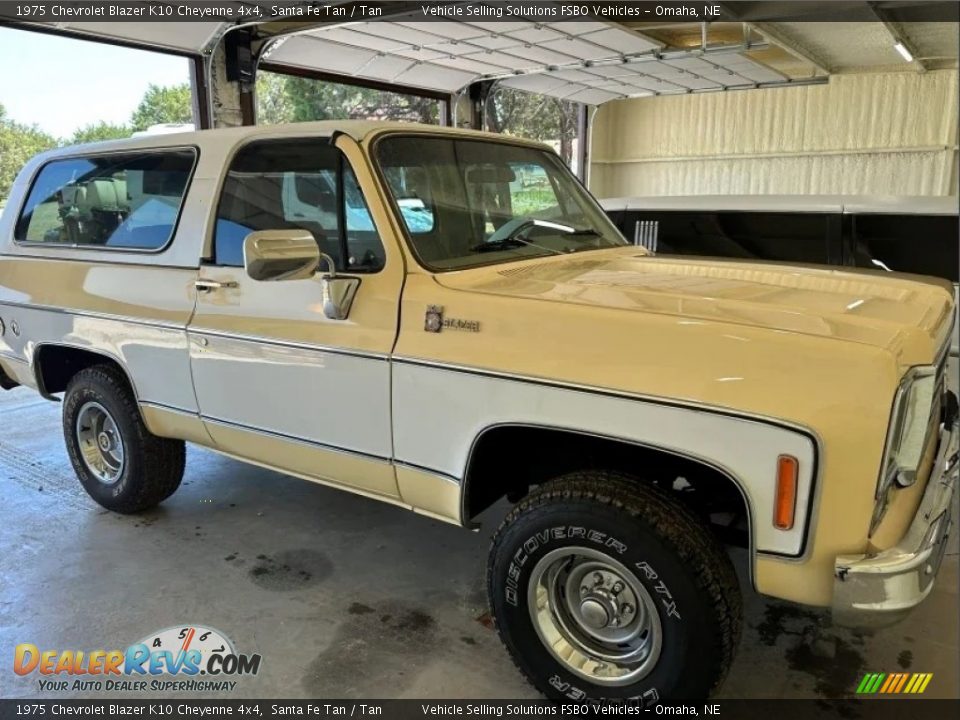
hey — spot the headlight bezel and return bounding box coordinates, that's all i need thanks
[878,366,939,496]
[870,351,947,535]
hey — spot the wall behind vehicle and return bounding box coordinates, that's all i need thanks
[590,70,958,198]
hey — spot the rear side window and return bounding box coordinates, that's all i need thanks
[851,214,959,283]
[213,139,384,272]
[15,149,196,251]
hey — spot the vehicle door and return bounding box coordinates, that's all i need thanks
[186,135,403,498]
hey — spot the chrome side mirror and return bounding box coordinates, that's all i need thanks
[243,230,321,282]
[317,253,360,321]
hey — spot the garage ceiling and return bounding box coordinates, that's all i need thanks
[264,19,786,102]
[9,1,959,105]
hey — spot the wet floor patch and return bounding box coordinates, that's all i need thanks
[246,549,333,591]
[753,603,867,699]
[897,649,913,669]
[302,601,438,696]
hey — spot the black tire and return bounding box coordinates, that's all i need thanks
[63,364,185,513]
[488,471,741,702]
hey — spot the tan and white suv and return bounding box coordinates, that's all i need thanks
[0,122,957,701]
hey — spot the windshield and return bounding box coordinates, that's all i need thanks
[375,136,627,270]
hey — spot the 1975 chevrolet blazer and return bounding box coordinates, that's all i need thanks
[0,122,956,700]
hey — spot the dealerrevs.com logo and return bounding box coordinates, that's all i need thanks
[14,625,262,693]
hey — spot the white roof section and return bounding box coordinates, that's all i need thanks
[27,120,547,162]
[598,195,960,216]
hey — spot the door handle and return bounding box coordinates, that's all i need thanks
[195,279,239,292]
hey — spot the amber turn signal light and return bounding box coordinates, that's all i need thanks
[774,455,799,531]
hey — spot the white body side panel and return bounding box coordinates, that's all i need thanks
[0,306,196,410]
[0,262,199,411]
[392,362,817,557]
[188,333,392,459]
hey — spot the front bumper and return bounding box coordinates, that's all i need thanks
[833,398,958,627]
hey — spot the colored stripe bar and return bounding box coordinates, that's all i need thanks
[908,673,932,694]
[855,674,874,694]
[869,673,886,693]
[879,674,896,693]
[893,673,909,693]
[904,674,919,693]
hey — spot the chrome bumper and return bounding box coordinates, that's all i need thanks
[833,401,958,627]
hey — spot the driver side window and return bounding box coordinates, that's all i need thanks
[213,139,385,272]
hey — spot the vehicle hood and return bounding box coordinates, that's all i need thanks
[435,248,954,363]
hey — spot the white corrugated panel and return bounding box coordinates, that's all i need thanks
[589,70,959,198]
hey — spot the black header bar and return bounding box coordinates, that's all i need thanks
[0,1,957,24]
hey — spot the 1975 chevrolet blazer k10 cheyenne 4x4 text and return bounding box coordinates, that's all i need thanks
[0,122,956,700]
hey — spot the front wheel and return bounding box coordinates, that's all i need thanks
[488,471,742,701]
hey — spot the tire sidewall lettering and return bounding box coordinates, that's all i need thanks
[548,675,661,705]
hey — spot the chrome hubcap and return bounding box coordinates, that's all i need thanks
[528,547,662,686]
[75,401,124,485]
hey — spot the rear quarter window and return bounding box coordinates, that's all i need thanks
[14,148,196,252]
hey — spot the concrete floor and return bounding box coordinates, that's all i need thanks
[1,382,957,700]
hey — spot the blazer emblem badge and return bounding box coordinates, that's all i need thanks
[425,305,480,333]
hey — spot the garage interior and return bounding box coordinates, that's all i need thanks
[1,0,958,701]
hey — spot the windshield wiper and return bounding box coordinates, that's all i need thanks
[469,236,566,255]
[471,237,529,253]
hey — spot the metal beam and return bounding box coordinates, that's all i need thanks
[747,22,832,76]
[189,56,212,130]
[867,2,928,72]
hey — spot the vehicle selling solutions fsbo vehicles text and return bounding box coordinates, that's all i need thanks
[418,5,722,19]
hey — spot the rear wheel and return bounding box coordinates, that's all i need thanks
[488,471,741,701]
[63,364,185,513]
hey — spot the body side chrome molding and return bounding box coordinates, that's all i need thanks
[0,301,392,361]
[143,402,460,482]
[201,443,411,512]
[189,327,390,362]
[201,413,393,465]
[392,459,460,485]
[392,355,825,451]
[0,299,185,333]
[139,400,198,417]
